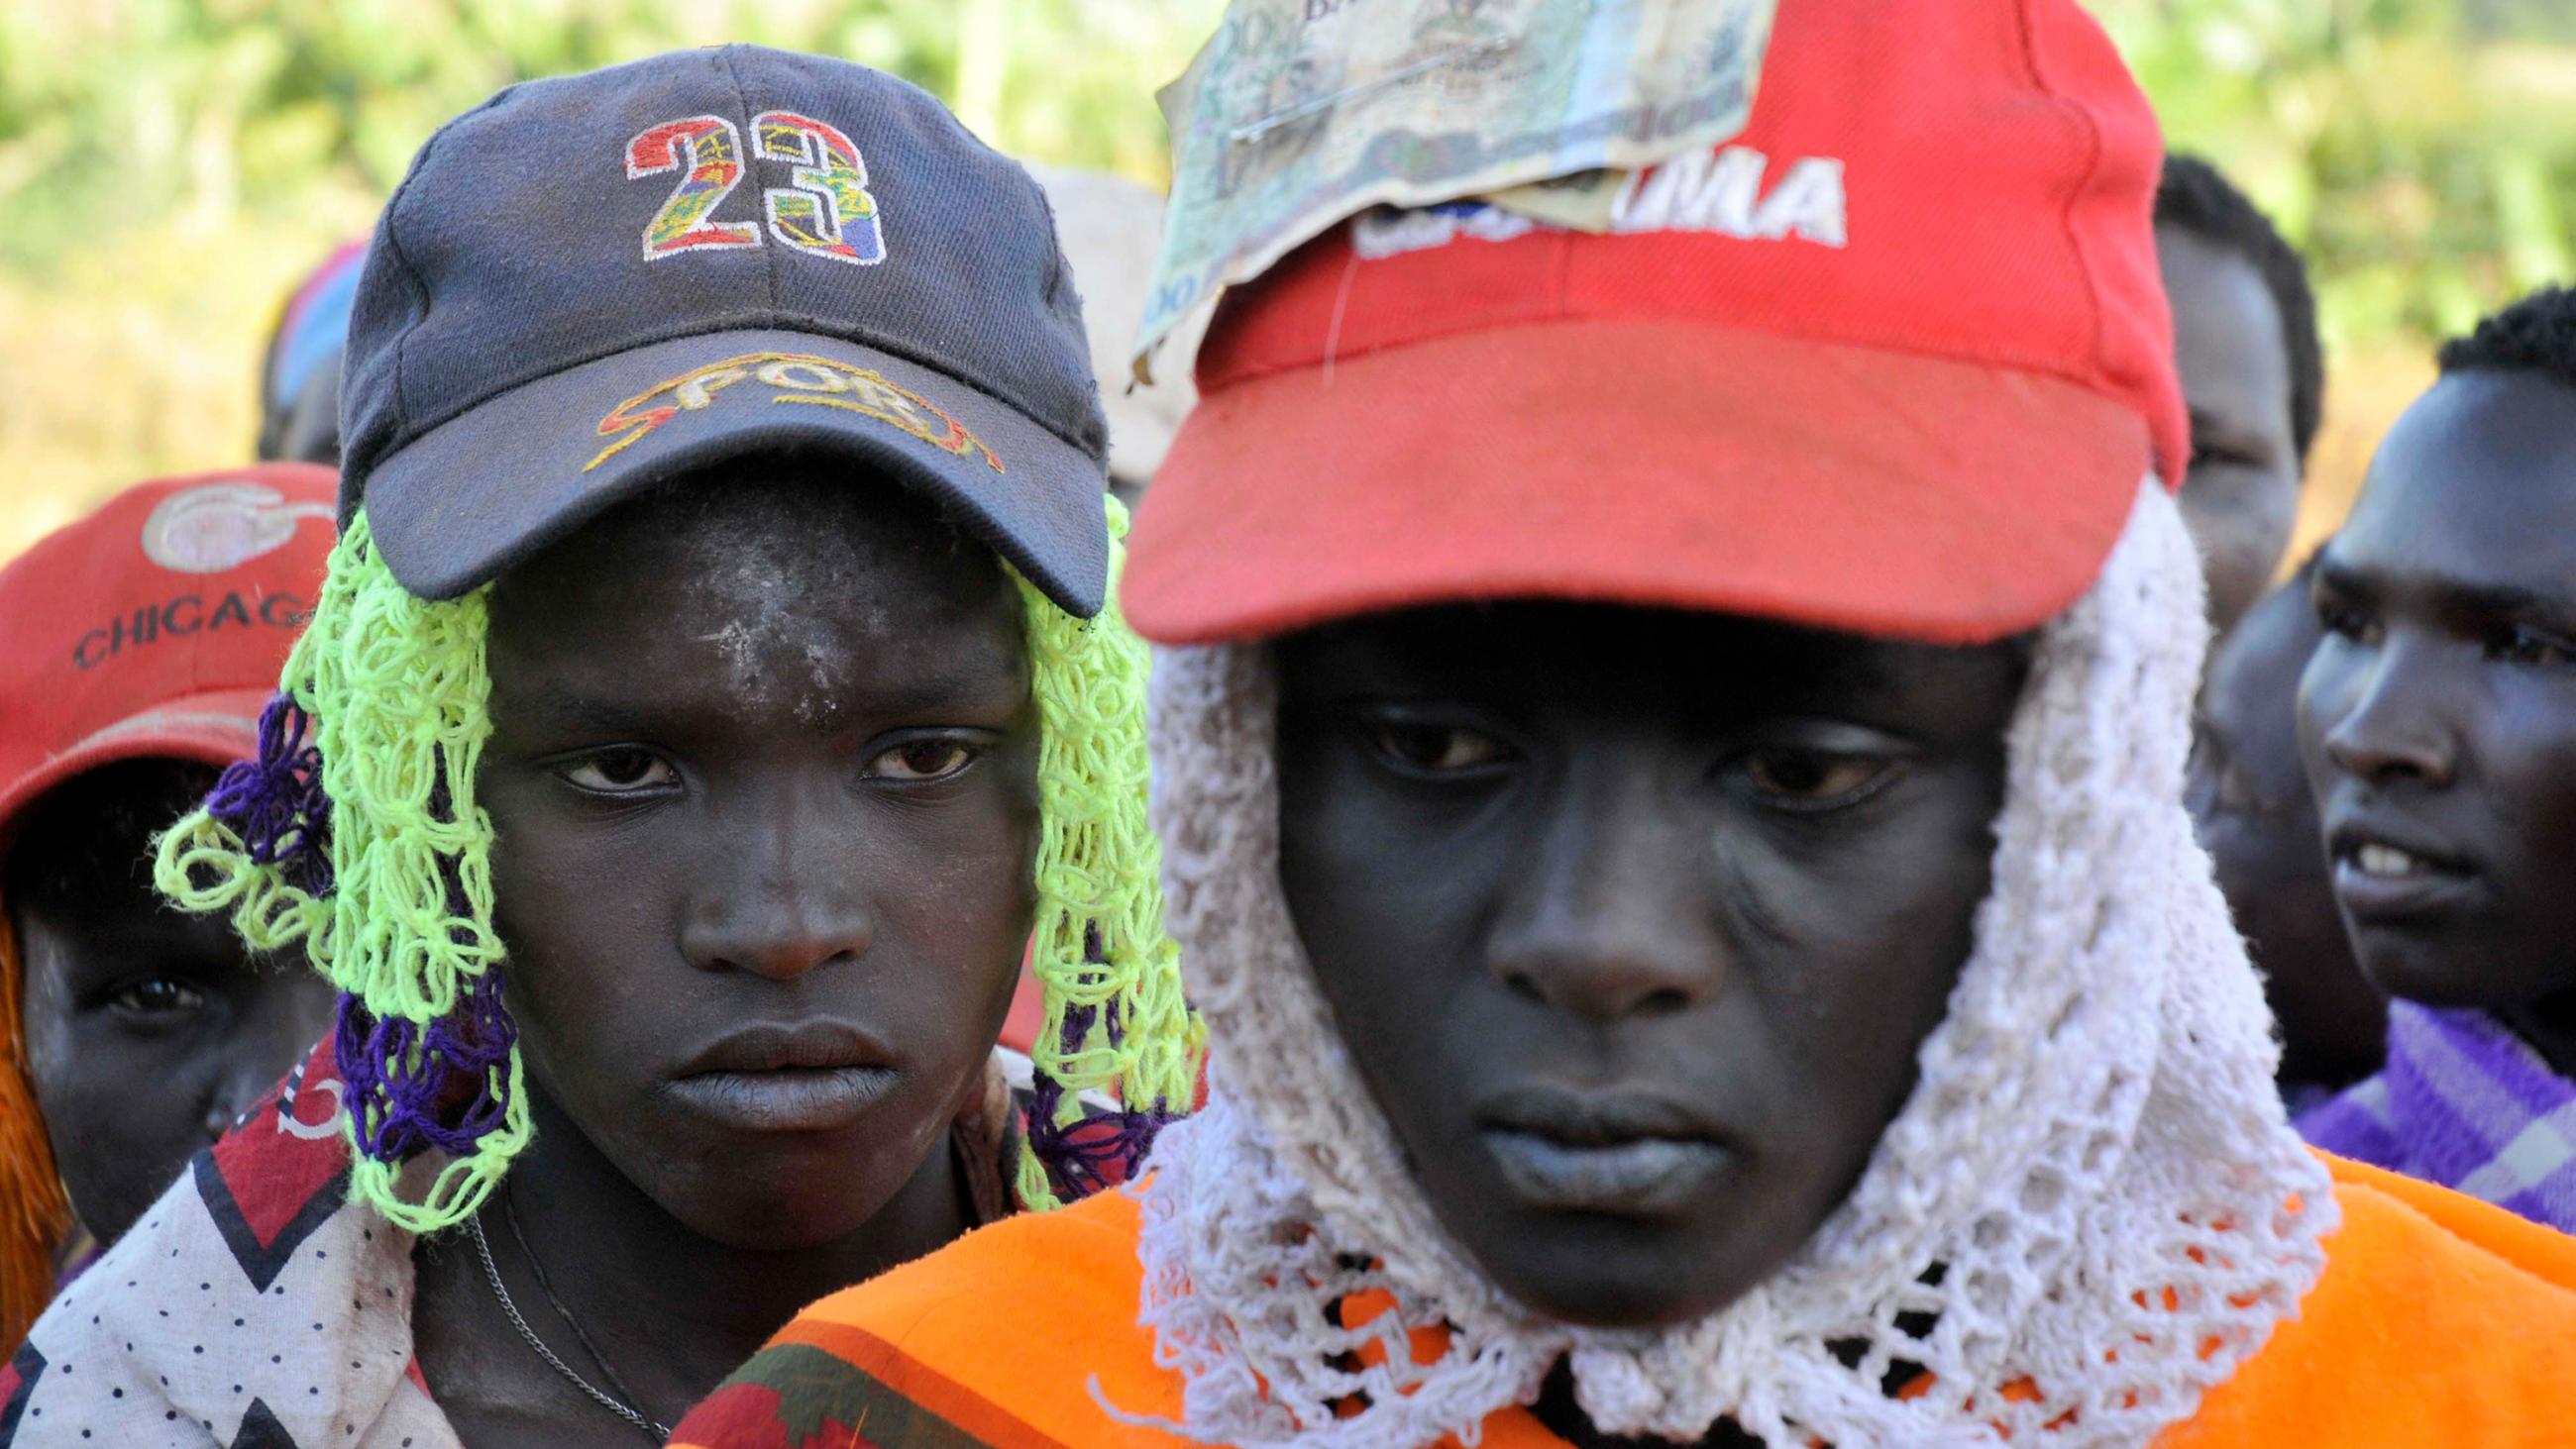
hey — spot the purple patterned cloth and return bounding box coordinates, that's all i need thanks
[2300,1000,2576,1233]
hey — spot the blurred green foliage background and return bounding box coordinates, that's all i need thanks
[1,0,2570,563]
[2094,0,2576,554]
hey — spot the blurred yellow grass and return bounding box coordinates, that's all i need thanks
[0,187,377,562]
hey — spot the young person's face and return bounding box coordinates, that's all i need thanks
[11,762,341,1246]
[2189,574,2384,1088]
[2300,370,2576,1015]
[2159,225,2301,639]
[1273,604,2024,1327]
[480,468,1039,1250]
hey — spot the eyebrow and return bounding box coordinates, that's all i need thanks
[2310,555,2365,597]
[2317,554,2576,621]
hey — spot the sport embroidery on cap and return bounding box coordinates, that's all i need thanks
[627,111,888,265]
[1352,145,1848,259]
[141,481,334,574]
[585,352,1005,473]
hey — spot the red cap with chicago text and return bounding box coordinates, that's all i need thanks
[1125,0,2186,647]
[0,466,339,835]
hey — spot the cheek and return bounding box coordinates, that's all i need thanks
[1275,755,1503,1132]
[15,949,80,1105]
[1730,786,1996,1099]
[1277,756,1495,1003]
[2471,682,2576,855]
[484,815,676,1020]
[2294,648,2359,788]
[2179,469,2297,594]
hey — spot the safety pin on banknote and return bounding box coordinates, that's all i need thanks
[1229,35,1517,147]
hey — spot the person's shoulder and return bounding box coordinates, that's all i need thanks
[6,1035,447,1449]
[670,1187,1194,1449]
[2162,1152,2576,1448]
[836,1174,1154,1329]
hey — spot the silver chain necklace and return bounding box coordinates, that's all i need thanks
[469,1210,673,1440]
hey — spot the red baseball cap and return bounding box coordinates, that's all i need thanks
[0,466,338,835]
[1126,0,2186,647]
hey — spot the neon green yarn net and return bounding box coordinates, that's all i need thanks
[155,498,1198,1232]
[1012,496,1206,1210]
[157,513,519,1234]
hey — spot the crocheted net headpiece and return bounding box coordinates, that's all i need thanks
[1126,482,2335,1448]
[155,496,1200,1232]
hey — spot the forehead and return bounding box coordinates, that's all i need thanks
[2338,370,2576,585]
[2155,228,2290,426]
[1279,602,2019,718]
[484,472,1025,704]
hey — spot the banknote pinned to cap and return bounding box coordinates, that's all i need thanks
[1133,0,1780,380]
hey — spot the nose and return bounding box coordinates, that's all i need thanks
[204,977,340,1143]
[2319,636,2457,789]
[680,776,874,981]
[1484,754,1726,1022]
[204,1052,282,1142]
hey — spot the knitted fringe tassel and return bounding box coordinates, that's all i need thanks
[156,513,523,1235]
[1013,496,1203,1208]
[0,906,70,1350]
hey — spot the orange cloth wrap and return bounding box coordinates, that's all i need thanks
[670,1154,2576,1449]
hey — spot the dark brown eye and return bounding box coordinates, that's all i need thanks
[561,748,676,793]
[2317,600,2376,645]
[110,978,207,1015]
[1742,749,1892,804]
[870,739,977,780]
[1366,721,1514,775]
[2492,624,2576,669]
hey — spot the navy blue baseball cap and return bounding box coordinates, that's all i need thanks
[338,46,1113,615]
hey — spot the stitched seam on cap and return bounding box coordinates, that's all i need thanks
[2013,0,2111,384]
[716,46,783,320]
[372,85,519,491]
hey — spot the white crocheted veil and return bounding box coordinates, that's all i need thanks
[1124,482,2335,1449]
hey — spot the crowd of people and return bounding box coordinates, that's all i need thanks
[1,2,2574,1445]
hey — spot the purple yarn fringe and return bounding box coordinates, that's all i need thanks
[1024,999,1177,1200]
[197,694,516,1174]
[202,692,334,895]
[335,968,518,1168]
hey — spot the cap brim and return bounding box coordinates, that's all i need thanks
[1127,320,2153,647]
[0,686,270,836]
[363,328,1110,615]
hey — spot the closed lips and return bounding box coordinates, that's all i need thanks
[1473,1087,1734,1215]
[675,1019,894,1077]
[665,1021,903,1133]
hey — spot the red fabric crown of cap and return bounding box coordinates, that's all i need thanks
[0,465,340,836]
[1125,0,2188,648]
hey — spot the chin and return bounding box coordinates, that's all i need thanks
[661,1177,889,1251]
[1472,1230,1752,1330]
[652,1143,907,1250]
[2352,928,2536,1012]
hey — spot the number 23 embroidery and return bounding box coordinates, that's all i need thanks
[626,111,888,266]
